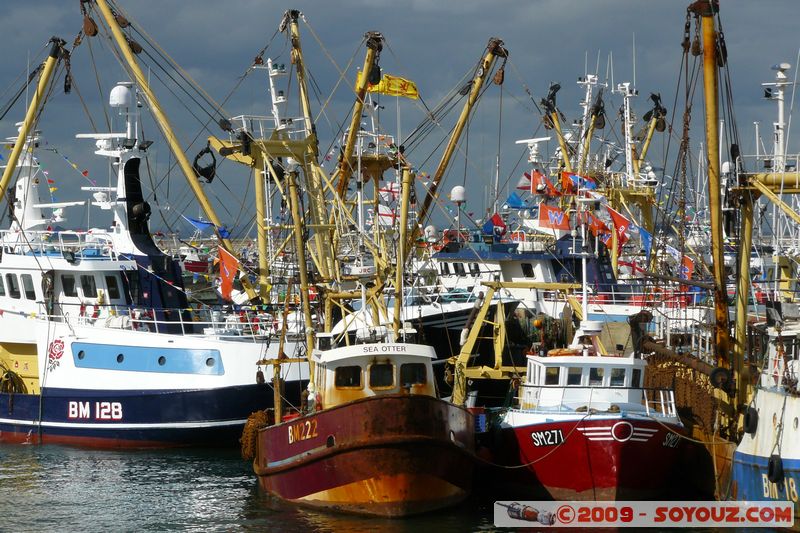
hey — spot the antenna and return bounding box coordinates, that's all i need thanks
[584,50,588,78]
[595,49,601,77]
[632,32,636,88]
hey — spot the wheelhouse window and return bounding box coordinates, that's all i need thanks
[0,275,5,296]
[453,263,466,276]
[400,363,427,386]
[21,274,36,300]
[610,368,626,387]
[566,367,582,386]
[521,263,535,278]
[104,275,121,300]
[80,275,97,298]
[440,263,451,276]
[544,367,560,385]
[334,365,362,388]
[469,263,481,276]
[62,275,78,297]
[632,368,642,388]
[369,363,394,389]
[6,274,20,299]
[589,367,604,386]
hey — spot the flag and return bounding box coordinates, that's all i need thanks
[586,213,610,237]
[680,255,695,280]
[567,172,597,190]
[639,226,653,261]
[516,171,532,190]
[47,178,55,184]
[664,244,681,262]
[483,212,507,239]
[606,205,630,246]
[183,215,231,238]
[81,170,89,177]
[538,203,570,230]
[561,171,576,194]
[532,170,560,197]
[504,191,526,209]
[356,71,419,99]
[218,246,239,301]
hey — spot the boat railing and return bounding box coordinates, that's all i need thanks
[227,114,309,141]
[518,384,678,418]
[0,229,120,259]
[45,302,298,341]
[649,305,716,363]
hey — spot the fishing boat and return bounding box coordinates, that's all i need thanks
[492,318,685,500]
[0,16,306,448]
[250,335,474,516]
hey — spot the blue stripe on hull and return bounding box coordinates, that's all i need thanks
[732,450,800,515]
[0,380,306,448]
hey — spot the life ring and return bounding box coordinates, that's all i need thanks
[547,348,581,357]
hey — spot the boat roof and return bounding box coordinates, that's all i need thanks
[528,354,645,366]
[313,342,436,365]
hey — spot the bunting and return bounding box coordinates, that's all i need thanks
[538,202,570,230]
[605,205,630,247]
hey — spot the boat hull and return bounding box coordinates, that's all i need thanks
[253,394,474,517]
[494,416,685,500]
[0,382,303,448]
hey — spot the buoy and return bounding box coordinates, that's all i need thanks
[768,454,785,484]
[743,406,758,435]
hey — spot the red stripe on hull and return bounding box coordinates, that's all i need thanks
[0,429,180,449]
[254,394,474,517]
[498,418,684,500]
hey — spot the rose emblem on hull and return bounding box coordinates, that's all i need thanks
[47,338,65,372]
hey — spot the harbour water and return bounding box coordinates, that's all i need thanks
[0,444,495,532]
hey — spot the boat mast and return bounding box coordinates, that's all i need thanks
[0,37,65,202]
[412,38,508,245]
[692,0,732,376]
[92,0,258,300]
[392,167,414,339]
[334,32,384,199]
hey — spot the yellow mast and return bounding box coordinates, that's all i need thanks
[0,38,65,201]
[412,38,508,246]
[693,0,731,374]
[93,0,257,299]
[392,167,413,338]
[334,32,384,199]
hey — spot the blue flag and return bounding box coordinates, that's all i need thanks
[639,227,652,262]
[504,191,526,209]
[183,214,231,238]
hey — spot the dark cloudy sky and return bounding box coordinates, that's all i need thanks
[0,1,797,235]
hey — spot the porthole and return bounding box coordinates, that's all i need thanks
[794,417,798,430]
[117,354,124,363]
[206,357,215,367]
[158,356,166,366]
[77,350,85,360]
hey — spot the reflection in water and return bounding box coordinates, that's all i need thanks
[0,444,494,532]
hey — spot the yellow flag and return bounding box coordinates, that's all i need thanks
[356,71,419,99]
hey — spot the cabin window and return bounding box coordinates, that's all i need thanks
[21,274,36,300]
[5,274,20,299]
[566,367,582,386]
[439,263,450,276]
[632,368,642,388]
[589,367,604,386]
[334,365,363,388]
[521,263,535,278]
[400,363,427,386]
[62,275,78,297]
[453,263,466,276]
[80,275,97,298]
[470,263,481,276]
[544,367,560,385]
[104,275,121,300]
[0,275,5,296]
[369,363,394,389]
[610,368,626,387]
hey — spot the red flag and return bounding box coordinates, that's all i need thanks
[533,170,560,197]
[81,170,89,177]
[538,203,570,230]
[680,255,695,280]
[517,171,533,191]
[560,171,576,194]
[218,247,239,301]
[586,213,610,237]
[606,205,630,246]
[490,212,507,236]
